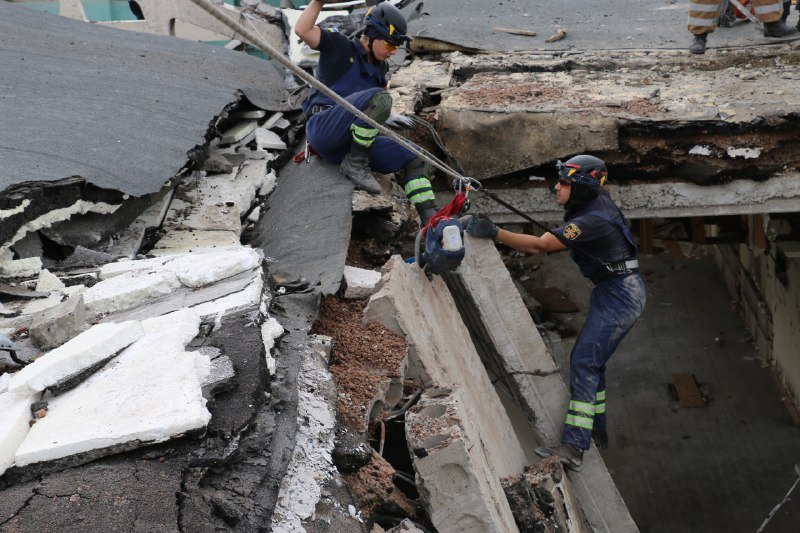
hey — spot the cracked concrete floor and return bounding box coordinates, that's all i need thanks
[518,249,800,532]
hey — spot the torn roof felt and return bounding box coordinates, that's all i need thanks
[0,2,293,198]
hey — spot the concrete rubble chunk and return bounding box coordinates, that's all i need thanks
[502,461,589,533]
[269,335,339,532]
[0,373,11,394]
[29,293,88,350]
[255,127,287,151]
[405,389,518,533]
[261,316,284,376]
[83,270,182,316]
[259,170,277,197]
[201,355,235,397]
[0,257,42,279]
[342,265,381,299]
[364,256,525,531]
[220,120,258,144]
[190,272,264,322]
[164,248,262,288]
[14,309,208,467]
[8,321,145,395]
[0,391,37,476]
[262,111,284,130]
[34,269,65,293]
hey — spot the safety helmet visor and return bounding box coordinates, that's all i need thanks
[365,9,410,46]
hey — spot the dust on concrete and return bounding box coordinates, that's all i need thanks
[311,297,407,432]
[452,72,666,117]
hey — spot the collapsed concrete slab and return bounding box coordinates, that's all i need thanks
[405,388,519,533]
[29,294,88,350]
[269,334,361,532]
[446,236,638,533]
[13,310,209,468]
[364,256,527,532]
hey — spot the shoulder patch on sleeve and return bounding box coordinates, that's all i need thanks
[563,223,582,240]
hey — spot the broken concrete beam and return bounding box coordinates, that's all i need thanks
[405,388,519,533]
[447,235,566,444]
[437,103,617,180]
[7,321,144,395]
[255,127,287,151]
[190,271,264,322]
[364,257,528,478]
[501,459,589,533]
[0,391,37,476]
[342,266,381,299]
[220,120,258,144]
[29,294,88,350]
[269,334,344,531]
[14,309,208,468]
[83,270,183,316]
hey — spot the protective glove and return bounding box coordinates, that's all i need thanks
[466,214,499,239]
[385,113,415,129]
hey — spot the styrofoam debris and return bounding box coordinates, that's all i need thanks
[0,391,37,475]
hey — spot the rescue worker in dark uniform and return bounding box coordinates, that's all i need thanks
[295,0,438,226]
[466,155,647,472]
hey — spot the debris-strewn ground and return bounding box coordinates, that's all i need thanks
[311,297,406,432]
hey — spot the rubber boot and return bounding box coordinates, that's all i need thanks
[534,443,584,472]
[418,205,438,227]
[339,142,382,194]
[689,33,707,55]
[763,20,796,38]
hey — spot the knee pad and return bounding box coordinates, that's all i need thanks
[364,91,393,124]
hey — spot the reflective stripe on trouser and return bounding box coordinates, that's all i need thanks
[561,273,646,450]
[752,0,784,22]
[306,87,418,171]
[688,0,721,34]
[594,389,607,434]
[350,123,378,147]
[403,178,435,206]
[396,157,435,207]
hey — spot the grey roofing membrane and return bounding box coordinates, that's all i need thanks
[252,152,353,296]
[0,2,292,197]
[405,0,800,52]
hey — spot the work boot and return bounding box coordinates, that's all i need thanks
[340,143,381,194]
[689,33,707,55]
[592,429,609,450]
[763,20,796,38]
[418,206,438,227]
[535,443,584,472]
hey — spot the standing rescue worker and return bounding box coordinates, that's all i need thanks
[466,155,647,472]
[688,0,795,54]
[295,0,438,226]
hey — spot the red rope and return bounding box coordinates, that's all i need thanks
[423,192,467,236]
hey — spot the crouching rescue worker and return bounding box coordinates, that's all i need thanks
[465,155,646,472]
[295,0,438,226]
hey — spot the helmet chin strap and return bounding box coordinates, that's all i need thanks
[367,35,377,62]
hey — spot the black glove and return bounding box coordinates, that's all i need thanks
[466,214,499,239]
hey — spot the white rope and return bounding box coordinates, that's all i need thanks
[186,0,468,183]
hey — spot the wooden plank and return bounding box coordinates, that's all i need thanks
[671,373,706,408]
[638,218,654,255]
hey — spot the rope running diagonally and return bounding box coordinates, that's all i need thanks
[186,0,468,184]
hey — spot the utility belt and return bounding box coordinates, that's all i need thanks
[589,259,639,286]
[306,103,333,118]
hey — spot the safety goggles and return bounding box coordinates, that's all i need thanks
[383,39,400,51]
[557,178,573,187]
